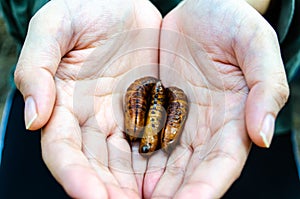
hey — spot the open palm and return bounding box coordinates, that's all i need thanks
[142,0,289,198]
[14,0,161,198]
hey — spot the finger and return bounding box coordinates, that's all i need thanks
[62,77,137,198]
[175,121,250,199]
[14,2,73,130]
[82,127,133,199]
[143,150,168,199]
[41,106,108,199]
[131,142,148,196]
[107,130,140,198]
[151,144,192,199]
[81,126,119,186]
[175,152,240,199]
[234,17,289,148]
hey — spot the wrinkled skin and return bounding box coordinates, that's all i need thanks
[14,0,289,198]
[15,0,161,198]
[141,1,289,198]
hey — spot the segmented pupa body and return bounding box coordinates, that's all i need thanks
[161,87,188,154]
[139,81,166,155]
[124,76,158,141]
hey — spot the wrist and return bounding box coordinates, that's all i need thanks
[245,0,271,14]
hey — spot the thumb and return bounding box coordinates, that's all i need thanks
[14,2,72,130]
[236,19,289,148]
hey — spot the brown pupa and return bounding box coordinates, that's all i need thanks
[124,76,158,141]
[161,87,188,154]
[139,81,166,155]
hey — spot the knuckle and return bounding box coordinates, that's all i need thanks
[273,78,290,108]
[14,66,25,89]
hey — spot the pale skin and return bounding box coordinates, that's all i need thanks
[144,0,287,198]
[14,0,288,198]
[15,0,161,198]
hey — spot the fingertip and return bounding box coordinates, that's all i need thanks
[259,113,275,148]
[24,96,38,130]
[248,113,275,148]
[245,84,281,148]
[17,70,56,130]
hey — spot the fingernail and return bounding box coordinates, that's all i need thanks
[25,96,38,129]
[259,114,275,148]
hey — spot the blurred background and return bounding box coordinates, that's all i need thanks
[0,10,299,155]
[0,10,17,122]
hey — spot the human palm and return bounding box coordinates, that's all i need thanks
[15,0,161,198]
[142,0,288,198]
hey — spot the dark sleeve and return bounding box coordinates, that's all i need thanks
[280,0,300,82]
[0,0,49,48]
[264,0,300,133]
[150,0,182,17]
[265,0,300,82]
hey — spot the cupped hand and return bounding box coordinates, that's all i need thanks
[14,0,161,198]
[143,0,289,198]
